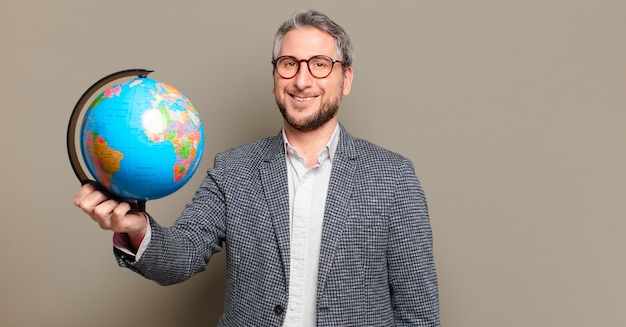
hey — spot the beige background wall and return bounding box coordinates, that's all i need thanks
[1,0,624,326]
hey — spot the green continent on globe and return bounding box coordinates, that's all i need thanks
[141,83,202,183]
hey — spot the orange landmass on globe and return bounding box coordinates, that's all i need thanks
[91,135,124,188]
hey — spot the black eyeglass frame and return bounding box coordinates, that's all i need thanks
[272,55,344,79]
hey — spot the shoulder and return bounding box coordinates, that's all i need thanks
[210,133,282,174]
[354,137,408,162]
[341,130,415,173]
[217,136,277,161]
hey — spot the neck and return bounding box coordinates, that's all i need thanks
[284,121,337,168]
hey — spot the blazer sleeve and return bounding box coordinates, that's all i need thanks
[388,159,440,326]
[114,166,228,286]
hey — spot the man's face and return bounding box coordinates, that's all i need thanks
[273,27,353,132]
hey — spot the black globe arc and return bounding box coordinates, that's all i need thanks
[66,69,154,212]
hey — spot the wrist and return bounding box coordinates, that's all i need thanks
[127,213,148,251]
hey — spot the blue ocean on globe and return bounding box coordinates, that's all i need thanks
[80,76,204,201]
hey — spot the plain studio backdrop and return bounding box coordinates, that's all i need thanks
[1,1,624,326]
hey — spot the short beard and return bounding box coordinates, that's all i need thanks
[277,97,341,132]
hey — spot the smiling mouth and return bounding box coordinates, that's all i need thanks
[291,94,318,101]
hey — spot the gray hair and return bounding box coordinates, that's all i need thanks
[272,9,354,68]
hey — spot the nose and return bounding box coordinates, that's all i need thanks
[293,61,314,89]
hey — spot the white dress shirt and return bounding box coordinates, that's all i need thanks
[281,124,339,327]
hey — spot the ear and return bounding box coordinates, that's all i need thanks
[272,70,279,94]
[342,66,353,96]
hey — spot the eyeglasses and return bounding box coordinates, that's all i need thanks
[272,55,344,79]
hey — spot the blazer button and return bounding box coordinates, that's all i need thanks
[274,305,284,315]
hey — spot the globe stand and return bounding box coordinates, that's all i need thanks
[67,69,154,212]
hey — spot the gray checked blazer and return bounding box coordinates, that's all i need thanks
[116,125,440,326]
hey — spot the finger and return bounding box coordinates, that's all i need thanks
[76,189,110,216]
[109,202,134,231]
[108,202,146,234]
[72,183,97,207]
[92,199,120,228]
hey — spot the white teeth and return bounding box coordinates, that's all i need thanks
[294,96,314,101]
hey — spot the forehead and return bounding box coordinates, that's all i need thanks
[279,27,338,58]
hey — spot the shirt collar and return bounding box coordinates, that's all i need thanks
[282,123,341,161]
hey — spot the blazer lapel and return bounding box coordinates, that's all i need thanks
[316,126,357,298]
[259,133,292,281]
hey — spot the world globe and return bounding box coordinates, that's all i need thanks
[67,70,204,208]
